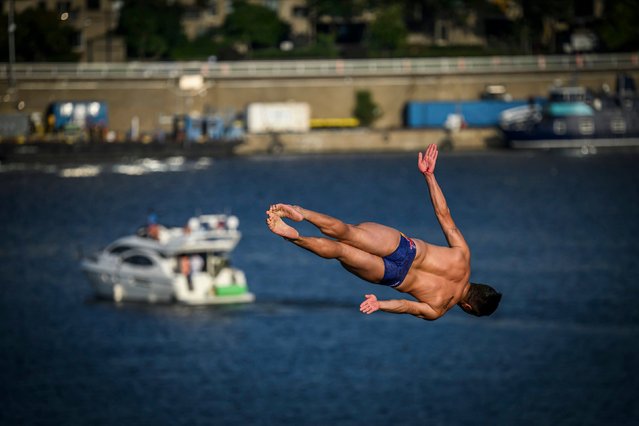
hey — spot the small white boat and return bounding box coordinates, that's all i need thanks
[81,214,254,305]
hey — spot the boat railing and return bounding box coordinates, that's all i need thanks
[159,227,240,243]
[196,229,242,242]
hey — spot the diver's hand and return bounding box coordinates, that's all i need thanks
[418,144,438,175]
[360,294,380,314]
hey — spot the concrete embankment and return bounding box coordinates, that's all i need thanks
[4,65,634,136]
[238,128,499,155]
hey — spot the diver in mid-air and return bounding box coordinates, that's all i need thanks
[266,144,502,321]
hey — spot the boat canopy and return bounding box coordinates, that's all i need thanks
[546,102,594,117]
[548,86,590,102]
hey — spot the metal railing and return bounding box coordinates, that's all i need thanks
[2,53,638,81]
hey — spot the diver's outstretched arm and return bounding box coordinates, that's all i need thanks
[418,145,468,251]
[359,294,442,321]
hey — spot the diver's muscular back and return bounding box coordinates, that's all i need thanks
[396,238,471,315]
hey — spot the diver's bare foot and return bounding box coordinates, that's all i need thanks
[268,203,303,222]
[266,212,299,239]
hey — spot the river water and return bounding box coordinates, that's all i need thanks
[1,150,638,425]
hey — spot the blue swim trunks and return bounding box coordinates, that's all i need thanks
[379,233,417,288]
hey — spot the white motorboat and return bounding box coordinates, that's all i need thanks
[81,214,254,305]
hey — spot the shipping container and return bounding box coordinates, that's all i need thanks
[404,100,529,128]
[246,103,310,134]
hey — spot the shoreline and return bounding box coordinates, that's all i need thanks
[0,128,502,164]
[238,128,500,156]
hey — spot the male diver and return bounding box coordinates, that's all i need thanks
[266,144,501,320]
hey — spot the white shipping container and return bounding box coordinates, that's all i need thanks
[246,103,310,133]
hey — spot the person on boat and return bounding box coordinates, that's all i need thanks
[180,255,193,291]
[190,254,204,276]
[265,144,501,321]
[147,210,159,240]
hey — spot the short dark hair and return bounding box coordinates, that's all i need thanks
[466,283,502,317]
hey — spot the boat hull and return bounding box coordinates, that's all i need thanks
[82,264,175,303]
[81,249,253,305]
[500,75,639,150]
[83,265,255,305]
[504,133,639,149]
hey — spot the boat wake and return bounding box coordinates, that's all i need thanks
[0,156,214,176]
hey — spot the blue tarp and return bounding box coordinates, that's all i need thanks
[405,100,530,128]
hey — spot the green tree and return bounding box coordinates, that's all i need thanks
[373,0,477,27]
[306,0,368,46]
[0,7,79,61]
[353,90,381,127]
[366,4,408,53]
[598,0,639,51]
[307,0,368,20]
[514,0,571,53]
[117,0,186,59]
[223,1,289,50]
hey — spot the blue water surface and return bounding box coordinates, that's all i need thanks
[1,150,638,426]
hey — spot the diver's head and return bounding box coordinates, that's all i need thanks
[459,283,502,317]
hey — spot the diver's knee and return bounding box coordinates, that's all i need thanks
[322,221,351,238]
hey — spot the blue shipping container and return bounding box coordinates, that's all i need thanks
[405,100,529,128]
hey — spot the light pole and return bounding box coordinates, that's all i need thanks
[7,0,16,92]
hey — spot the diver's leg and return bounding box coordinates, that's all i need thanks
[291,235,384,283]
[286,205,402,257]
[266,211,384,283]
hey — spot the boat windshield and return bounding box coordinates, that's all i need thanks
[108,245,132,255]
[546,102,594,117]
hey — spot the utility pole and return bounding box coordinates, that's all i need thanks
[106,0,112,62]
[7,0,16,92]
